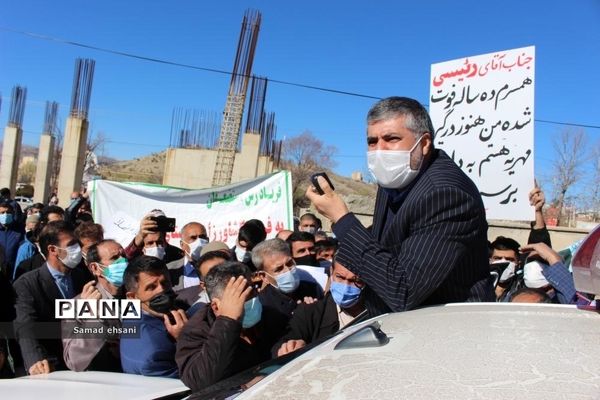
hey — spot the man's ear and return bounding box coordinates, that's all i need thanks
[90,262,102,277]
[125,291,136,300]
[421,132,433,157]
[210,299,220,315]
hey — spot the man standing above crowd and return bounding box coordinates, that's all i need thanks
[307,97,494,313]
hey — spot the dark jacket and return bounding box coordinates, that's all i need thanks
[333,149,494,314]
[258,281,323,336]
[14,253,45,282]
[272,292,340,356]
[13,263,88,370]
[0,223,24,279]
[176,304,285,392]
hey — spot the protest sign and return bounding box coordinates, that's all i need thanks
[89,171,293,248]
[430,46,535,220]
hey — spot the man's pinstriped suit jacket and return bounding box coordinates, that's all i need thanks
[333,149,495,314]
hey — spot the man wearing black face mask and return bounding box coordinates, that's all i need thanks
[120,256,189,378]
[286,231,319,267]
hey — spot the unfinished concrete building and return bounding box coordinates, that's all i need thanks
[57,58,95,207]
[0,86,27,193]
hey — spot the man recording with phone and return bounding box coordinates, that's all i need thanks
[306,97,494,314]
[123,210,184,264]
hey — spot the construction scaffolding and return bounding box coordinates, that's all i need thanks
[212,9,261,187]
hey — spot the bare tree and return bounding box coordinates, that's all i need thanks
[18,160,37,184]
[551,128,588,226]
[584,141,600,222]
[281,131,337,210]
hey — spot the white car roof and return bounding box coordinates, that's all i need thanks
[0,370,189,400]
[239,303,600,400]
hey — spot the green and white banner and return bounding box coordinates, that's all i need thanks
[88,171,293,248]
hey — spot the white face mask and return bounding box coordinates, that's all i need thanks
[144,245,166,260]
[183,238,208,262]
[300,226,317,235]
[367,136,424,189]
[57,243,83,269]
[235,245,249,262]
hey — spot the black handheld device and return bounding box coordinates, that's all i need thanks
[310,172,334,195]
[151,216,176,232]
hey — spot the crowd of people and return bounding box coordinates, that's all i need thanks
[0,97,593,393]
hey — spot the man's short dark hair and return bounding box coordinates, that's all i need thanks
[367,97,435,142]
[286,231,315,246]
[87,239,120,265]
[0,201,14,213]
[40,205,65,225]
[75,222,104,243]
[197,250,232,275]
[490,236,520,257]
[509,287,553,303]
[314,238,338,253]
[300,213,321,229]
[123,255,169,293]
[0,188,11,198]
[38,220,75,258]
[238,219,266,251]
[204,261,251,300]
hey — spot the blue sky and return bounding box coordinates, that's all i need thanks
[1,1,599,199]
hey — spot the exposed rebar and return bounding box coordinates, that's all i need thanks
[212,9,262,186]
[43,101,59,136]
[70,58,95,119]
[170,108,221,149]
[8,85,27,128]
[244,76,268,135]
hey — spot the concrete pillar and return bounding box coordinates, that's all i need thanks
[231,133,260,182]
[163,148,217,189]
[34,134,55,204]
[57,117,88,207]
[0,126,23,192]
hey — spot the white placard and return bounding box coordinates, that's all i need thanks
[88,171,293,248]
[430,46,535,220]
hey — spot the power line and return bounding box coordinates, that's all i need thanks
[2,26,599,129]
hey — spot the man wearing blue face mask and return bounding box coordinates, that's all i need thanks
[62,239,126,372]
[275,259,367,357]
[176,261,286,392]
[307,97,494,314]
[251,239,323,331]
[0,202,24,280]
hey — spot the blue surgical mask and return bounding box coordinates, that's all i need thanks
[242,296,262,328]
[0,213,13,225]
[102,257,128,286]
[330,281,362,308]
[271,267,300,294]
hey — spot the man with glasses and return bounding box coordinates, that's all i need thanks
[275,259,366,357]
